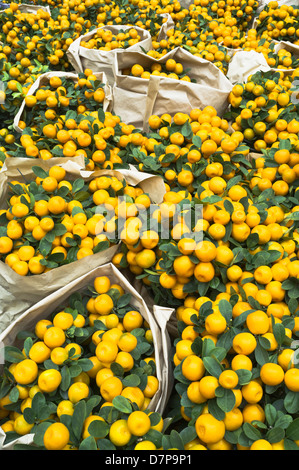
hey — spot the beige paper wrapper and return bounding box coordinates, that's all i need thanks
[246,152,262,163]
[254,0,296,16]
[17,3,51,14]
[0,157,165,332]
[13,71,113,134]
[66,25,152,86]
[0,263,174,449]
[270,40,299,75]
[226,50,271,84]
[112,47,233,131]
[156,13,175,41]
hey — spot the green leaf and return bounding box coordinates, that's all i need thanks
[179,425,198,446]
[284,391,299,414]
[32,166,48,179]
[88,420,110,439]
[207,398,225,421]
[144,429,163,448]
[32,421,52,447]
[216,387,236,413]
[266,427,285,444]
[254,340,270,366]
[218,299,233,322]
[149,412,162,427]
[122,374,141,388]
[71,400,87,442]
[243,422,262,441]
[72,178,85,194]
[273,322,286,346]
[264,403,277,427]
[235,369,252,386]
[169,429,185,450]
[203,356,223,378]
[93,240,110,254]
[3,346,25,363]
[60,365,71,392]
[286,418,299,441]
[79,436,98,450]
[112,395,132,414]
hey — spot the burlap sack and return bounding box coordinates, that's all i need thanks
[226,50,271,84]
[66,25,152,86]
[0,157,165,332]
[13,71,113,134]
[112,47,233,131]
[0,262,174,449]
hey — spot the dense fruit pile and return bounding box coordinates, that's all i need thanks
[0,0,299,452]
[1,276,166,450]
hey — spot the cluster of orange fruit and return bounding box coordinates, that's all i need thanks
[122,57,193,82]
[0,0,299,453]
[255,2,299,44]
[0,0,179,130]
[111,106,299,450]
[0,276,165,450]
[228,68,299,152]
[0,165,152,275]
[80,27,144,51]
[7,70,150,170]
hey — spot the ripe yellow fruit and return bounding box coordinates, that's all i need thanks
[43,422,70,450]
[127,410,151,436]
[14,359,38,385]
[195,413,225,444]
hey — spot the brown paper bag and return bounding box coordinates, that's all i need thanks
[156,13,175,41]
[66,25,152,86]
[271,40,299,75]
[246,152,262,164]
[112,47,233,131]
[255,0,296,16]
[17,3,51,14]
[0,157,165,332]
[0,263,174,449]
[226,50,271,84]
[13,71,113,134]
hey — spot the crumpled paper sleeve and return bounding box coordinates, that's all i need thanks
[271,40,299,75]
[66,25,152,86]
[156,13,175,41]
[0,262,173,449]
[112,47,233,130]
[0,158,165,332]
[13,71,112,133]
[254,0,296,16]
[17,3,51,14]
[226,50,271,84]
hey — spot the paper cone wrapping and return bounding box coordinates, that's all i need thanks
[254,0,296,16]
[0,157,165,332]
[227,50,271,84]
[112,47,233,131]
[156,13,175,41]
[17,3,51,14]
[13,71,112,133]
[270,40,299,75]
[66,25,152,86]
[0,263,174,449]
